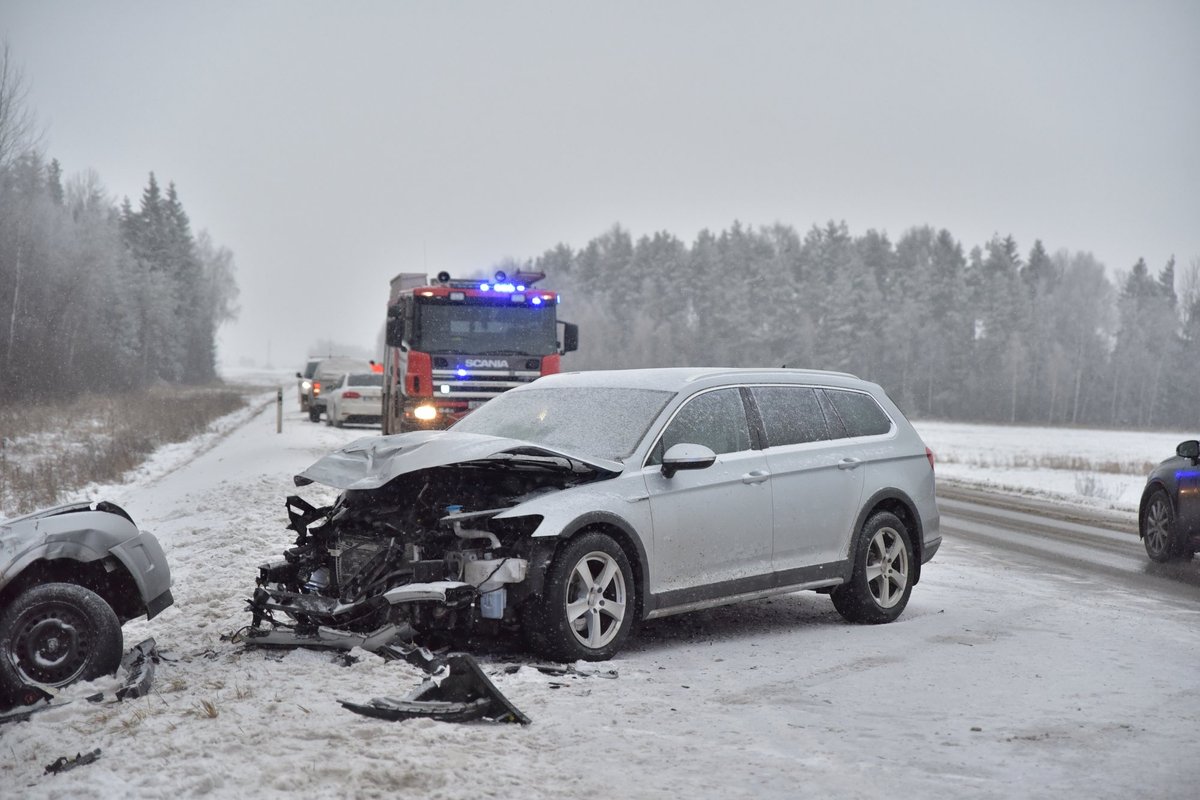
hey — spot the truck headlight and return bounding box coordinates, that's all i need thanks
[414,405,437,421]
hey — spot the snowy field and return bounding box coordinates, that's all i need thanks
[913,419,1196,514]
[2,385,1199,798]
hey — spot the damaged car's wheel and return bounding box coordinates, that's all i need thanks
[526,532,634,662]
[0,583,123,697]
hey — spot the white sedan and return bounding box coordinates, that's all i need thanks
[324,372,384,428]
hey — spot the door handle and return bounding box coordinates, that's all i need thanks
[837,457,862,470]
[741,470,771,484]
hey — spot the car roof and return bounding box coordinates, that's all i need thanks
[526,367,868,393]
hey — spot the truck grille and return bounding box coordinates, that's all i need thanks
[430,368,541,399]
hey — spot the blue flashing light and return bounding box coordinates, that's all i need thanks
[479,283,490,291]
[516,284,526,291]
[531,296,542,306]
[494,282,516,292]
[457,368,468,378]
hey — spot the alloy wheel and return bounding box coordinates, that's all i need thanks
[564,551,627,650]
[865,526,909,609]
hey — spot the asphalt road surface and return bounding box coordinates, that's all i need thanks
[937,483,1200,602]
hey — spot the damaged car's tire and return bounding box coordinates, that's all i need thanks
[526,532,634,662]
[0,583,123,697]
[831,512,914,624]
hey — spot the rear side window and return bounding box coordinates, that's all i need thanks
[750,386,830,447]
[825,389,892,437]
[648,388,751,464]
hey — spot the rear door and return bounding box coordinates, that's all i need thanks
[748,385,865,571]
[642,387,773,594]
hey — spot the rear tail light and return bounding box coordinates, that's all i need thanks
[342,391,361,399]
[925,447,936,471]
[313,382,321,396]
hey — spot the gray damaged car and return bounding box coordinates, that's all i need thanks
[246,367,940,662]
[0,501,173,709]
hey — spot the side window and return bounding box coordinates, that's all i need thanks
[750,386,830,447]
[825,389,892,437]
[647,388,751,465]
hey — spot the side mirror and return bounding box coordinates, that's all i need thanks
[661,443,717,479]
[1177,440,1200,462]
[559,321,579,354]
[295,372,303,379]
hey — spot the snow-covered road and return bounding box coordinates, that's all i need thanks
[3,390,1199,799]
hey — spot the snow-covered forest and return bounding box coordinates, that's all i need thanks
[0,47,238,405]
[531,223,1199,429]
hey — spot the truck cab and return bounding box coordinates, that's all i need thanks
[381,271,578,433]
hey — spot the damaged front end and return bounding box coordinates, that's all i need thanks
[244,432,618,653]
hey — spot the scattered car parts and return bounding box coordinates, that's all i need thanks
[45,749,102,775]
[340,653,530,724]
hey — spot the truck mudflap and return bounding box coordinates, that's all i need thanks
[340,654,530,724]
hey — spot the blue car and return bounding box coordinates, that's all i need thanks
[1139,440,1200,563]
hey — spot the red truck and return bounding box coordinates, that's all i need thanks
[381,270,578,434]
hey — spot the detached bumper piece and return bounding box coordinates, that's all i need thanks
[114,638,161,701]
[0,639,161,726]
[341,654,530,725]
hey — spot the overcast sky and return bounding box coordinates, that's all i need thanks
[4,0,1198,369]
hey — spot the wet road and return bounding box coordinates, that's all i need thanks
[937,483,1200,603]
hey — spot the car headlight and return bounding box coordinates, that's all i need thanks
[414,405,438,421]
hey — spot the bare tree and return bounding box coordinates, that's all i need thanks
[0,41,42,167]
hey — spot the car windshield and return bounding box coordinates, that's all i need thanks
[451,386,675,461]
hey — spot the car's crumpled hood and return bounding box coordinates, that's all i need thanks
[295,430,624,491]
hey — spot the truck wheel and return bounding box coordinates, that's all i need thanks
[524,532,635,662]
[832,511,914,624]
[0,583,123,698]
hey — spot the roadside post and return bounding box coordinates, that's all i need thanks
[277,387,283,433]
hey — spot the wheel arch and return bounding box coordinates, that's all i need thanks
[551,512,649,621]
[851,489,924,585]
[0,556,144,623]
[1139,480,1174,529]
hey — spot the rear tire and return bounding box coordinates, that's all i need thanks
[1141,490,1181,563]
[525,532,635,662]
[0,583,123,701]
[309,406,321,423]
[832,512,914,624]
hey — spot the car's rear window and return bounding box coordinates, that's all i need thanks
[825,389,893,437]
[347,374,383,387]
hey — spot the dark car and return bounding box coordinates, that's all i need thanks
[0,501,173,709]
[1139,439,1200,562]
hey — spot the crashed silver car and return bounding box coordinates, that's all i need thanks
[247,368,941,661]
[0,501,173,709]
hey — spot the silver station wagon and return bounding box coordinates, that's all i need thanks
[248,368,940,662]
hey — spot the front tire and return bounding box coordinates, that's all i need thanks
[0,583,123,700]
[525,532,635,662]
[1142,490,1181,563]
[832,511,914,624]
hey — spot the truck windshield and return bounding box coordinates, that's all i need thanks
[413,300,558,355]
